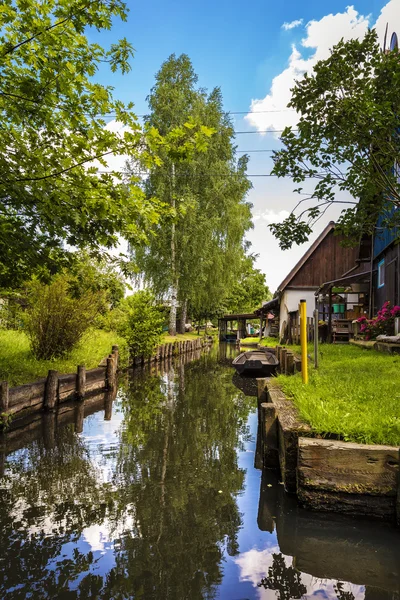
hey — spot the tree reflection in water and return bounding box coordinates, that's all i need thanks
[0,352,255,599]
[257,553,307,600]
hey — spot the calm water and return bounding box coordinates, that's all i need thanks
[0,344,400,599]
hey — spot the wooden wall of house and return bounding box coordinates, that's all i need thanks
[289,232,359,288]
[373,243,400,311]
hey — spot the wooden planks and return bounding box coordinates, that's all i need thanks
[298,437,399,519]
[267,384,312,493]
[298,437,399,496]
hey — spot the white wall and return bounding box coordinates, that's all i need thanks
[279,289,317,338]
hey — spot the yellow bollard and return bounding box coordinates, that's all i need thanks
[300,299,308,384]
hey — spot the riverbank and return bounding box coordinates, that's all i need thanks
[276,344,400,446]
[162,331,216,344]
[0,329,127,386]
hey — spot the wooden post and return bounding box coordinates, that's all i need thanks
[77,365,86,399]
[281,348,287,374]
[44,370,58,410]
[112,345,119,368]
[104,390,113,421]
[0,381,9,412]
[313,308,319,369]
[328,287,333,343]
[260,403,279,469]
[286,352,294,375]
[74,401,84,433]
[106,356,116,390]
[276,346,281,364]
[42,411,56,449]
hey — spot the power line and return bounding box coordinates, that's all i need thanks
[237,149,275,153]
[96,170,312,178]
[99,109,296,118]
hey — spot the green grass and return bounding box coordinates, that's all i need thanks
[276,344,400,446]
[161,331,210,344]
[0,329,127,386]
[239,336,280,346]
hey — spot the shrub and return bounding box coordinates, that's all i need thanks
[25,277,104,359]
[357,301,400,340]
[118,290,163,358]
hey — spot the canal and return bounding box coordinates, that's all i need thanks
[0,343,399,599]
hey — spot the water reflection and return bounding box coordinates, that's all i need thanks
[0,344,399,599]
[0,347,254,599]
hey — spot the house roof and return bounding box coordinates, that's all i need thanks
[276,221,336,292]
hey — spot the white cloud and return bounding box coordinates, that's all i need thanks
[253,208,290,224]
[282,19,303,31]
[246,5,372,135]
[234,546,366,600]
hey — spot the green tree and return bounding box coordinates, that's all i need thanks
[270,30,400,249]
[66,252,127,308]
[224,255,271,314]
[0,0,163,287]
[129,55,252,335]
[118,290,164,358]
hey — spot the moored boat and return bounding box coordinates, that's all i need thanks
[232,348,279,377]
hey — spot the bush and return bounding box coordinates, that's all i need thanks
[118,290,163,358]
[25,277,104,359]
[357,301,400,340]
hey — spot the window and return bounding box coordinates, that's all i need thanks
[378,259,385,288]
[390,32,398,51]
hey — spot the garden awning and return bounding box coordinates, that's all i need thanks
[316,269,373,296]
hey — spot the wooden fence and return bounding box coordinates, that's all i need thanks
[0,345,119,420]
[132,336,212,366]
[0,337,213,422]
[287,316,315,344]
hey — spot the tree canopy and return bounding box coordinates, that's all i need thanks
[270,30,400,249]
[129,54,253,333]
[0,0,163,287]
[224,256,271,314]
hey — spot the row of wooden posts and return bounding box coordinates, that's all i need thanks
[269,346,301,375]
[0,338,212,420]
[133,337,209,366]
[0,345,120,417]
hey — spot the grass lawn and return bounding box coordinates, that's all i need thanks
[276,344,400,446]
[239,336,280,347]
[161,331,213,344]
[0,329,127,386]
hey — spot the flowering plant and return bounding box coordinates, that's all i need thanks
[356,301,400,340]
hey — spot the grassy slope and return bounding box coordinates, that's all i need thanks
[277,344,400,446]
[161,331,214,344]
[0,329,127,386]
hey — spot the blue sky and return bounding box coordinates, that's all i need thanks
[92,0,399,291]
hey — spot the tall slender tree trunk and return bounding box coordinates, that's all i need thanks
[169,163,177,336]
[179,299,187,334]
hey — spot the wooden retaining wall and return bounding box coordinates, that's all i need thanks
[133,336,212,367]
[257,471,400,597]
[0,337,212,423]
[257,345,302,375]
[258,380,400,523]
[0,345,119,421]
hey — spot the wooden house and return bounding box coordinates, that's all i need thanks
[371,212,400,311]
[259,222,361,341]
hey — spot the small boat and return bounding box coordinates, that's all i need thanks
[232,349,279,377]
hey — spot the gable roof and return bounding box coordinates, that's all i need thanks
[277,221,336,292]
